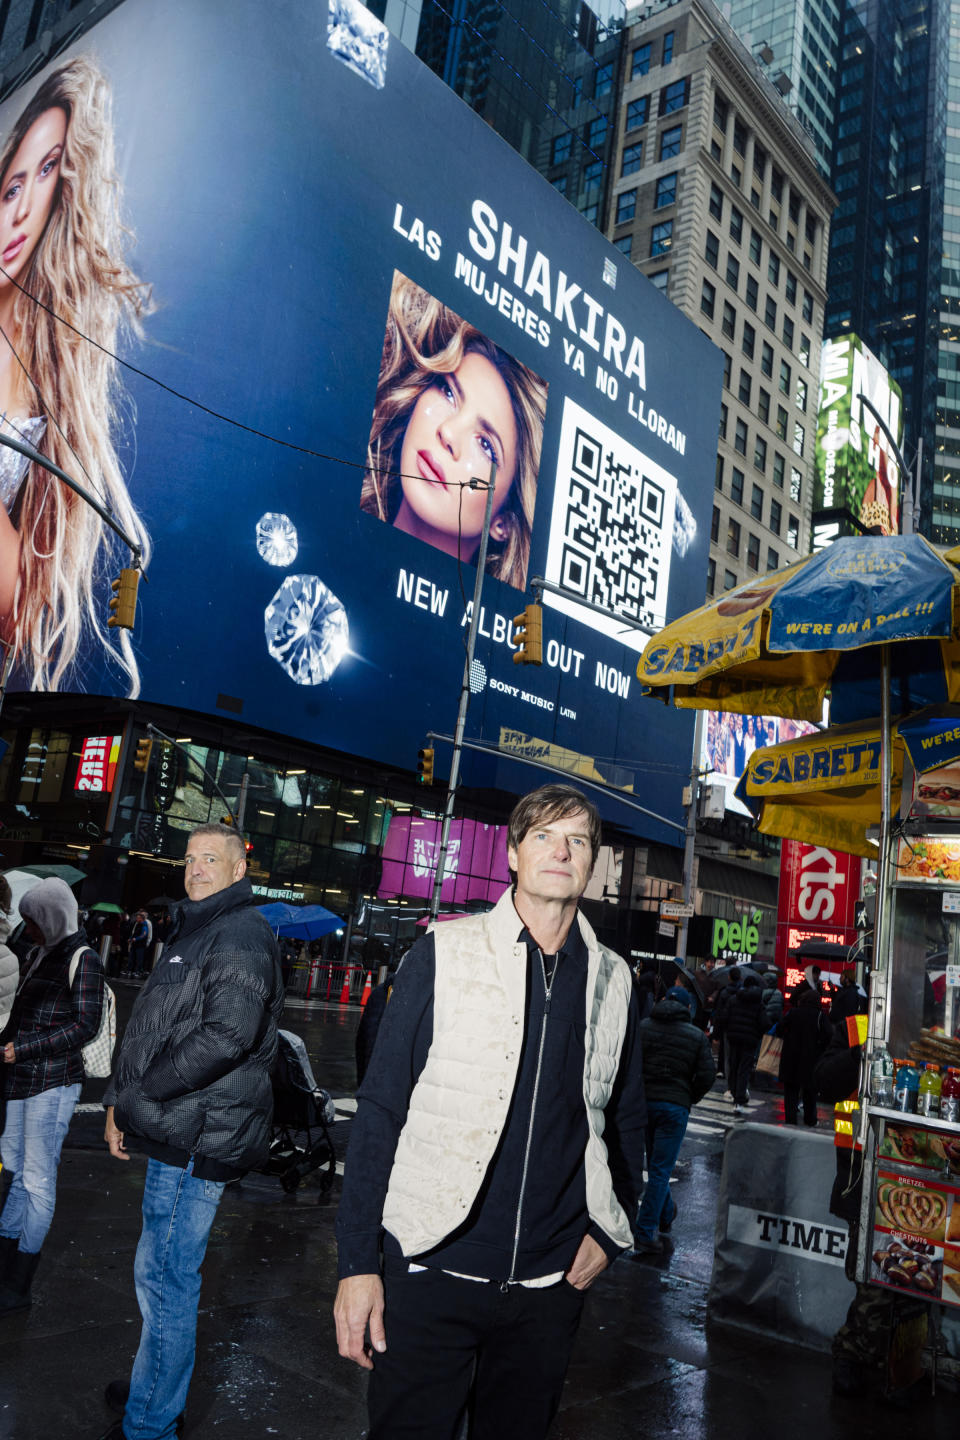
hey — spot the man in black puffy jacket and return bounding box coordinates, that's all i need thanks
[725,972,767,1114]
[99,824,284,1440]
[633,986,715,1255]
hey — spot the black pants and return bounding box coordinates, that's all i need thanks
[783,1082,818,1126]
[726,1042,754,1104]
[368,1257,585,1440]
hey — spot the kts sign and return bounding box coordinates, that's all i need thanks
[774,838,861,985]
[74,736,122,794]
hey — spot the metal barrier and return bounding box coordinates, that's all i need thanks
[286,959,369,1003]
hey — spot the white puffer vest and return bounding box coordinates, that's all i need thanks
[382,889,635,1257]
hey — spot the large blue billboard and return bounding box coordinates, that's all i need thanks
[0,0,721,843]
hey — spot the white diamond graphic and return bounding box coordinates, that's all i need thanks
[256,512,298,567]
[264,575,348,685]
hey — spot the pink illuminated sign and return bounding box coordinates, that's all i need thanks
[378,815,511,905]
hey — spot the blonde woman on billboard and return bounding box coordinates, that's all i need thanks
[361,272,546,589]
[0,56,150,695]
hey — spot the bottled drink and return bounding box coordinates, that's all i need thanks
[893,1059,919,1114]
[918,1064,942,1118]
[870,1048,895,1108]
[942,1068,960,1125]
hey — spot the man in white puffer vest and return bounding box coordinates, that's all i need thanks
[334,784,646,1440]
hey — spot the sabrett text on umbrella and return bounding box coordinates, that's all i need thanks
[642,615,761,676]
[751,741,882,786]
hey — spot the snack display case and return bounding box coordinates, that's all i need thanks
[859,845,960,1309]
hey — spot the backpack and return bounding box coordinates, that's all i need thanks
[68,946,117,1078]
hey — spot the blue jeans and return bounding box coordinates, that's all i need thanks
[0,1082,81,1253]
[124,1159,225,1440]
[634,1100,689,1244]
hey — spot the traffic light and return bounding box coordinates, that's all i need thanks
[133,737,153,772]
[108,567,140,629]
[512,603,543,665]
[417,747,435,785]
[220,814,235,826]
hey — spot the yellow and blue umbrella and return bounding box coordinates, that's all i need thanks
[637,534,960,723]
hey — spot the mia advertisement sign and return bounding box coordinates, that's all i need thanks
[0,0,720,841]
[813,335,903,545]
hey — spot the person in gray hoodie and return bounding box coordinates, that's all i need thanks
[0,876,18,1038]
[0,876,103,1311]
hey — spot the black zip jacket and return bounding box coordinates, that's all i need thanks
[336,914,646,1281]
[640,996,716,1108]
[104,879,284,1178]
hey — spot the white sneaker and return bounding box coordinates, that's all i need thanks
[734,1104,745,1116]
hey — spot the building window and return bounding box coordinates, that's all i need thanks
[730,206,743,244]
[595,62,613,98]
[727,517,741,556]
[793,422,805,457]
[757,387,770,424]
[754,435,767,472]
[733,118,747,156]
[783,315,794,350]
[750,185,761,211]
[731,467,745,506]
[614,235,633,257]
[749,229,762,265]
[779,359,791,395]
[767,546,779,572]
[588,116,608,148]
[738,369,752,405]
[632,43,652,78]
[788,514,800,549]
[707,558,716,595]
[583,159,603,188]
[581,202,598,223]
[656,171,678,208]
[790,468,802,502]
[662,30,674,64]
[705,230,720,268]
[700,279,716,319]
[771,166,783,203]
[714,94,729,131]
[768,253,780,287]
[651,220,673,256]
[785,270,797,305]
[731,162,741,188]
[719,403,728,440]
[711,505,720,542]
[726,255,740,291]
[659,125,683,160]
[750,483,763,521]
[660,78,689,114]
[553,175,567,195]
[776,405,788,440]
[773,452,785,489]
[721,302,736,340]
[747,532,760,571]
[734,418,748,456]
[802,289,814,323]
[765,296,777,330]
[552,133,572,165]
[616,190,637,224]
[709,182,724,221]
[711,138,722,162]
[649,270,669,293]
[724,569,737,590]
[770,499,782,534]
[721,350,732,388]
[622,142,644,176]
[715,455,724,491]
[745,275,758,311]
[742,322,755,360]
[761,342,773,378]
[627,96,649,130]
[798,334,811,367]
[796,378,808,412]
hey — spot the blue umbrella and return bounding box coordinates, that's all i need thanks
[256,901,343,940]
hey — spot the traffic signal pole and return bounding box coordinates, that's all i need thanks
[428,463,496,922]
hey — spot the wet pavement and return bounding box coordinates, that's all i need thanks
[0,987,957,1438]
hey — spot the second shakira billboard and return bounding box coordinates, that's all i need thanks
[0,0,722,841]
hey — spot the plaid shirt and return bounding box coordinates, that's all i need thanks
[3,931,104,1100]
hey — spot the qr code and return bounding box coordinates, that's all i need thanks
[545,398,678,651]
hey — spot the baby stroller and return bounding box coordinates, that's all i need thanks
[259,1029,337,1196]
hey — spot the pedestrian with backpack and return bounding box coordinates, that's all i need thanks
[0,877,104,1313]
